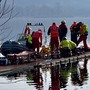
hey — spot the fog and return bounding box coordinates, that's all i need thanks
[7,0,90,18]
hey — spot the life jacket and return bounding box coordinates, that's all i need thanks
[32,31,40,39]
[28,35,32,44]
[40,47,50,54]
[50,24,59,37]
[80,24,88,35]
[70,22,77,31]
[61,39,70,49]
[24,27,30,37]
[69,40,76,49]
[37,30,42,43]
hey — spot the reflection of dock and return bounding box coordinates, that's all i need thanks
[40,52,90,67]
[0,63,33,76]
[0,52,90,76]
[0,59,44,76]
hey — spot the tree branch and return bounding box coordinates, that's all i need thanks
[0,0,17,41]
[0,0,15,27]
[0,30,12,41]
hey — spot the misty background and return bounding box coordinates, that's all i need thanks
[7,0,90,18]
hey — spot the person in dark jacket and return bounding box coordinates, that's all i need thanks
[58,20,68,42]
[70,22,78,44]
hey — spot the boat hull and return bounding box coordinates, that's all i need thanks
[1,41,29,56]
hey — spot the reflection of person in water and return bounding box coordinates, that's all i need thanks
[32,67,43,90]
[71,58,88,86]
[60,67,70,88]
[50,64,60,90]
[78,58,88,84]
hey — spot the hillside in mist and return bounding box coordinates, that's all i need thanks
[12,0,90,18]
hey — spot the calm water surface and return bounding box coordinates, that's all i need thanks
[0,58,90,90]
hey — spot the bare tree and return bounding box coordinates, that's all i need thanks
[0,0,17,43]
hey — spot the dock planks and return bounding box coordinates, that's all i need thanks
[0,51,90,76]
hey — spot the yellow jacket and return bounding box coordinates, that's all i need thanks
[28,35,32,44]
[80,24,88,35]
[61,38,76,49]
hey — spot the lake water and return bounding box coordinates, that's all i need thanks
[0,58,90,90]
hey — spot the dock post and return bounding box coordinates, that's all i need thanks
[67,58,71,66]
[77,57,79,62]
[85,55,86,60]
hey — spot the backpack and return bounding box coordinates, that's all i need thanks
[84,24,88,35]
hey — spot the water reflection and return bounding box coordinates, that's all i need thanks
[27,66,43,90]
[71,59,88,86]
[0,58,89,90]
[49,64,60,90]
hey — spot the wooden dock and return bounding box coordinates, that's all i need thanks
[0,51,90,76]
